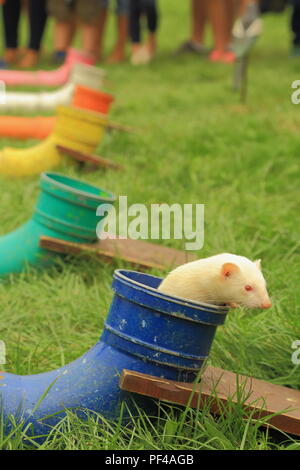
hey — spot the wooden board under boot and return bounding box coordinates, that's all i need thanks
[56,145,123,171]
[39,236,197,271]
[120,367,300,436]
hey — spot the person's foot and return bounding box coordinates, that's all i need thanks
[17,49,39,68]
[209,49,223,62]
[0,58,9,69]
[175,40,208,55]
[209,49,236,64]
[3,48,20,65]
[221,50,236,64]
[106,46,126,64]
[130,45,151,65]
[52,50,67,64]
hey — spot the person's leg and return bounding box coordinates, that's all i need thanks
[80,23,101,60]
[238,0,260,16]
[94,2,109,61]
[143,0,158,57]
[28,0,48,51]
[77,0,104,61]
[129,0,150,64]
[291,2,300,53]
[107,0,129,63]
[53,20,76,52]
[129,0,142,44]
[206,0,236,62]
[239,0,261,26]
[2,0,21,64]
[18,0,48,68]
[207,0,235,50]
[47,0,76,60]
[176,0,208,54]
[191,0,207,45]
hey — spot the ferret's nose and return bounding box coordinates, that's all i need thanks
[261,301,272,309]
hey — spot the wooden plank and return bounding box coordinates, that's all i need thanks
[39,236,197,271]
[56,145,123,171]
[120,367,300,436]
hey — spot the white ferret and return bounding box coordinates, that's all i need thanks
[158,253,272,309]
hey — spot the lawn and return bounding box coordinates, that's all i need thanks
[0,1,300,450]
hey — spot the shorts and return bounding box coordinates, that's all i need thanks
[47,0,103,23]
[101,0,129,15]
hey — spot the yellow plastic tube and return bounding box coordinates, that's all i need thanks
[0,106,107,177]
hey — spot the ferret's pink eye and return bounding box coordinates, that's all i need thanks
[245,285,253,291]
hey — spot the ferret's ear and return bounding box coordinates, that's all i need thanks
[254,259,261,270]
[221,263,240,279]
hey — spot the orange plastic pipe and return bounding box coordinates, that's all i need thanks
[73,86,115,114]
[0,87,114,140]
[0,116,55,140]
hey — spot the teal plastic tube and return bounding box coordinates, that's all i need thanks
[0,172,116,276]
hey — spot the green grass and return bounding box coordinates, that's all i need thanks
[1,2,300,450]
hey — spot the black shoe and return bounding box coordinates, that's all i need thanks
[175,40,208,55]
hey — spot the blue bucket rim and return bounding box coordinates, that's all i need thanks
[113,269,229,314]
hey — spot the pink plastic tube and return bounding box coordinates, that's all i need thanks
[0,49,95,87]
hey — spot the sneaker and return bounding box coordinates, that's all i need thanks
[209,49,223,62]
[220,50,236,64]
[131,46,151,66]
[17,49,39,68]
[175,40,208,55]
[52,50,67,65]
[209,49,236,64]
[4,48,20,64]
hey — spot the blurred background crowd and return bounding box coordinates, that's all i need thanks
[0,0,299,68]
